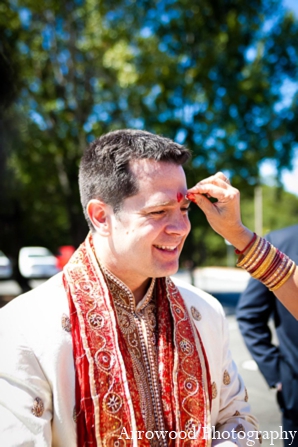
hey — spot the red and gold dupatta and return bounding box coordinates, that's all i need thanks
[63,233,212,446]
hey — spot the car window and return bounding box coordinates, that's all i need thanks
[28,254,52,258]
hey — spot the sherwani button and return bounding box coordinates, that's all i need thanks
[32,397,44,417]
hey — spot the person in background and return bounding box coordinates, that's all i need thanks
[187,176,298,445]
[236,225,298,446]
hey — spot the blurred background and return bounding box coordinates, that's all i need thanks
[1,1,298,442]
[1,0,298,281]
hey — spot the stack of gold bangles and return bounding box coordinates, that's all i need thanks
[236,233,296,291]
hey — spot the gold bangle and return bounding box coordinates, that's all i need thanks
[267,258,294,289]
[237,236,262,268]
[242,238,266,270]
[243,239,268,271]
[251,245,277,279]
[264,257,288,288]
[269,262,296,291]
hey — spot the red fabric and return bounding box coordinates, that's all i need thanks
[64,282,97,446]
[63,234,211,446]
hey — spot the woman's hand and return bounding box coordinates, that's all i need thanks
[186,172,253,251]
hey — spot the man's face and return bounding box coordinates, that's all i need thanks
[102,159,191,291]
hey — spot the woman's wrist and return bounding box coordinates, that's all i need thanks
[225,226,254,253]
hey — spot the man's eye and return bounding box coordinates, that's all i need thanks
[150,210,165,215]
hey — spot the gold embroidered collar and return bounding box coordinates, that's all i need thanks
[101,265,156,312]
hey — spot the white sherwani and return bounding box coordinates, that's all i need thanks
[0,273,259,446]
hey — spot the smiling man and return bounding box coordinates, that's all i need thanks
[87,157,191,303]
[0,129,260,447]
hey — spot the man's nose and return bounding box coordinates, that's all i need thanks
[165,213,191,236]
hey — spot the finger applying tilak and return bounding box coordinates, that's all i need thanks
[186,183,231,203]
[187,178,230,195]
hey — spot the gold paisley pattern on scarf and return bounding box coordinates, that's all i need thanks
[64,233,211,447]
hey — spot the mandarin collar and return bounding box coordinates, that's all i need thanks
[101,265,156,312]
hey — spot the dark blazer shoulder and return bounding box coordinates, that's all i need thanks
[266,225,298,257]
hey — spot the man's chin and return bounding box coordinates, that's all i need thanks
[153,263,179,278]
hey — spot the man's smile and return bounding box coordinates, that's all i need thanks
[153,244,179,252]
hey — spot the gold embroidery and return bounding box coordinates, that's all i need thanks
[104,392,122,414]
[87,311,104,329]
[32,397,44,417]
[185,418,199,433]
[184,379,198,393]
[191,306,202,321]
[95,350,115,371]
[105,273,165,443]
[73,405,77,423]
[223,369,231,385]
[212,381,217,399]
[61,313,71,332]
[244,387,249,402]
[180,339,193,354]
[235,423,245,433]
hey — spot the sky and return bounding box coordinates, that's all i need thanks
[283,0,298,15]
[281,0,298,196]
[282,0,298,195]
[260,0,298,197]
[260,154,298,196]
[281,159,298,195]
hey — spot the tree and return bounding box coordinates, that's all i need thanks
[1,0,298,267]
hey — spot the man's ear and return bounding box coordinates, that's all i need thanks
[87,199,111,236]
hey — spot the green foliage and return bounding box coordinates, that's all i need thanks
[184,185,298,267]
[241,185,298,234]
[1,0,298,265]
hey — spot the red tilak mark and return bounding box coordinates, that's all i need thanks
[177,192,183,202]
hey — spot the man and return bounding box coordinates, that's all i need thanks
[0,129,259,446]
[236,225,298,447]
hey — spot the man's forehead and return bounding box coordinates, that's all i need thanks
[139,189,190,209]
[126,159,188,206]
[128,158,183,177]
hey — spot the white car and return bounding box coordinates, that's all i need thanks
[0,250,13,279]
[18,247,61,279]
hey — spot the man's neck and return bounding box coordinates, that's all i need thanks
[131,280,152,306]
[93,237,152,306]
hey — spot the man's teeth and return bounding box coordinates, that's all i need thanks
[155,245,177,251]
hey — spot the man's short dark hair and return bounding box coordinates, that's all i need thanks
[79,129,191,230]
